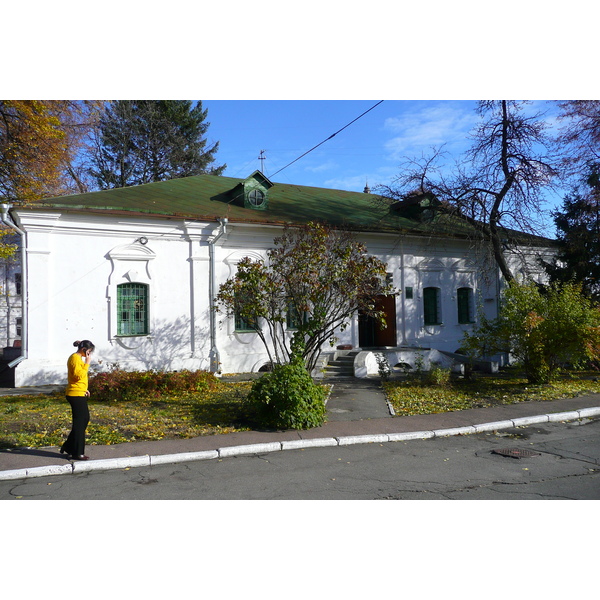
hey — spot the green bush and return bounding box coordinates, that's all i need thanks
[245,361,327,430]
[462,282,600,384]
[88,369,218,402]
[423,365,452,387]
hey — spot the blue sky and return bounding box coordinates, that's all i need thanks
[7,0,591,239]
[203,100,480,189]
[203,100,564,234]
[203,100,475,191]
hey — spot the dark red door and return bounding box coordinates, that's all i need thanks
[358,295,397,347]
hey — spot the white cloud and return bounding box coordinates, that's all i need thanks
[383,102,478,161]
[324,174,371,192]
[305,160,338,173]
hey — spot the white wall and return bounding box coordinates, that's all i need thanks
[0,244,22,350]
[11,210,550,386]
[13,212,218,385]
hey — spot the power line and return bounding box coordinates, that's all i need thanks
[270,101,385,178]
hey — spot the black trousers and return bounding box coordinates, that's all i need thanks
[62,396,90,457]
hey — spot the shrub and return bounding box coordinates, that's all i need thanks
[375,353,391,381]
[245,360,327,430]
[423,365,451,387]
[89,369,219,402]
[462,282,600,384]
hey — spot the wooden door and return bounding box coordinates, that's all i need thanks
[358,295,397,347]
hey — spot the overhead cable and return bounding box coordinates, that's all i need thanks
[270,100,385,177]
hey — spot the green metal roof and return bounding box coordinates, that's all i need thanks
[20,173,549,242]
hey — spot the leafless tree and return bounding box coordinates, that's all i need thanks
[555,100,600,178]
[378,101,558,283]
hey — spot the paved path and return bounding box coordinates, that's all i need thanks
[1,378,599,481]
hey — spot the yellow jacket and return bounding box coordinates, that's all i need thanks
[66,352,90,396]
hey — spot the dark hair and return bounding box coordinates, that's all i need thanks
[73,340,95,352]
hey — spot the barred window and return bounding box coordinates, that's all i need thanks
[117,283,149,336]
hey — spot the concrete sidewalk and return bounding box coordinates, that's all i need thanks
[1,379,600,482]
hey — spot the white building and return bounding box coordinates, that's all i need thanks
[0,171,553,387]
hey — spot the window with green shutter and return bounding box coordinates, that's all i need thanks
[457,287,474,324]
[117,283,149,336]
[234,311,257,332]
[423,287,441,325]
[234,292,258,332]
[286,300,309,330]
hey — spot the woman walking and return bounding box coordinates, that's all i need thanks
[60,340,95,461]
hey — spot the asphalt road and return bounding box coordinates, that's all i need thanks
[2,417,599,500]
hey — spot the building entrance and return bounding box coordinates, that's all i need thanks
[358,295,397,347]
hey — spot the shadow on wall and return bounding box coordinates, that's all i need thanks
[100,316,211,372]
[12,316,213,387]
[11,366,66,387]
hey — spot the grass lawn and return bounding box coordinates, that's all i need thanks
[1,370,599,450]
[384,371,600,416]
[0,379,253,450]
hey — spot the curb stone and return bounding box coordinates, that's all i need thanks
[281,438,338,450]
[218,442,281,458]
[387,431,435,442]
[510,415,549,427]
[72,455,151,473]
[337,434,390,445]
[2,407,600,482]
[432,425,477,437]
[548,410,584,423]
[578,407,600,419]
[150,450,219,466]
[473,420,517,432]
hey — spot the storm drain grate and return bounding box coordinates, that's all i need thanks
[492,448,541,459]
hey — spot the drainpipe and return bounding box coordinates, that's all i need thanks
[399,237,407,345]
[208,218,228,373]
[0,204,27,370]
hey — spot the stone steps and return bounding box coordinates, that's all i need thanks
[323,351,360,378]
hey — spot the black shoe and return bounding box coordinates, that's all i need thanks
[60,447,70,455]
[72,455,90,461]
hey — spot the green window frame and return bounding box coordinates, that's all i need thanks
[286,301,308,330]
[423,287,441,325]
[117,283,149,336]
[234,291,258,332]
[457,287,474,324]
[234,311,257,332]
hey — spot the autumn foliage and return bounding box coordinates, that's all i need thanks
[215,222,394,373]
[0,100,101,202]
[88,368,219,402]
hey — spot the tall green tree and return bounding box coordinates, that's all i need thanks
[89,100,225,189]
[544,168,600,302]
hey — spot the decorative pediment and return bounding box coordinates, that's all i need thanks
[107,243,156,262]
[416,258,445,271]
[106,242,155,284]
[451,259,477,271]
